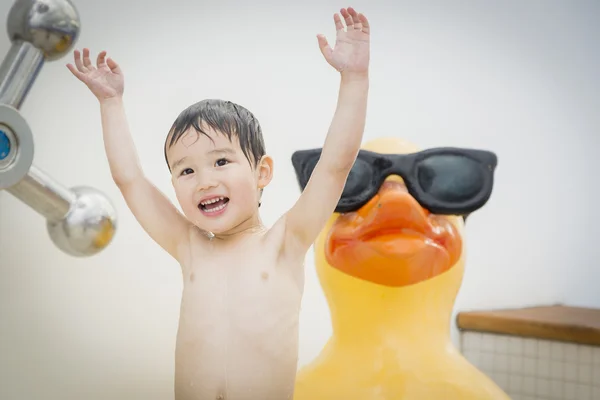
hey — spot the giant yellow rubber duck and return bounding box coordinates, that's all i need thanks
[291,137,509,400]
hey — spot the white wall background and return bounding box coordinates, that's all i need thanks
[1,0,599,399]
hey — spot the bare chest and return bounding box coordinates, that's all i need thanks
[182,241,303,306]
[177,255,303,356]
[173,243,304,398]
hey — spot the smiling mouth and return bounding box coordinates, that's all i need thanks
[199,196,230,213]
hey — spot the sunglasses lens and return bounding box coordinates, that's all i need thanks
[416,155,486,202]
[342,159,375,198]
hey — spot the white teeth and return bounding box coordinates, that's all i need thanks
[200,196,225,206]
[203,203,227,213]
[199,196,228,214]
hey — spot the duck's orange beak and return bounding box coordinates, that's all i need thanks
[325,180,463,287]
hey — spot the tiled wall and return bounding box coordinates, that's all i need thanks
[460,331,600,400]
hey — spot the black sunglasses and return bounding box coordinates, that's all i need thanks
[291,147,498,217]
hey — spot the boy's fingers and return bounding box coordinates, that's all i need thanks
[73,49,86,72]
[340,8,353,29]
[333,13,344,31]
[82,48,93,69]
[97,51,107,67]
[66,63,85,80]
[106,57,120,73]
[317,34,333,63]
[347,7,361,30]
[358,13,370,34]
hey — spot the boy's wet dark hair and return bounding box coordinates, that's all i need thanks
[164,99,266,171]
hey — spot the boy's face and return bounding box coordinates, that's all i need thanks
[166,125,272,234]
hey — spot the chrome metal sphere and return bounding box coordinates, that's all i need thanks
[7,0,81,61]
[47,186,117,257]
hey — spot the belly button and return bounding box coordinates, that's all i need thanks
[261,271,269,281]
[190,273,195,282]
[216,394,224,400]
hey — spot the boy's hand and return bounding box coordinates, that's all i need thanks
[67,48,124,101]
[317,7,370,77]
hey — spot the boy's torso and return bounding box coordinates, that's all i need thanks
[174,225,305,400]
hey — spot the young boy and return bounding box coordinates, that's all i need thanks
[67,7,370,400]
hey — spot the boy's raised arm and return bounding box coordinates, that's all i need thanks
[67,49,192,261]
[284,7,370,253]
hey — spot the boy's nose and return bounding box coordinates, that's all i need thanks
[196,178,217,192]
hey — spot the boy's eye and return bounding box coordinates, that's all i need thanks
[180,168,194,176]
[215,158,229,167]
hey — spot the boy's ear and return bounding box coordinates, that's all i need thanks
[257,155,274,189]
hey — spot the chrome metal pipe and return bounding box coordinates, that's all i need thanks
[0,41,44,109]
[8,165,76,221]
